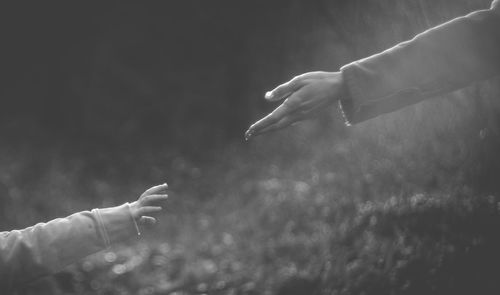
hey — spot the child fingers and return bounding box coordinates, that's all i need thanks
[142,183,169,196]
[141,194,169,205]
[139,216,157,226]
[137,206,162,216]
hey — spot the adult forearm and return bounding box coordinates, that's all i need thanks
[340,3,500,124]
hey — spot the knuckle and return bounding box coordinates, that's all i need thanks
[283,98,294,106]
[291,75,302,83]
[284,98,300,108]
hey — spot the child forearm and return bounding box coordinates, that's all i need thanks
[0,203,139,290]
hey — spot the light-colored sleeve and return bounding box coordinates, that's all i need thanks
[0,203,140,290]
[339,1,500,125]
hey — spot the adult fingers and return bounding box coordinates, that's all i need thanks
[245,103,293,140]
[142,183,168,197]
[137,206,162,216]
[248,96,331,138]
[252,112,303,136]
[265,72,330,102]
[265,76,304,102]
[141,194,169,204]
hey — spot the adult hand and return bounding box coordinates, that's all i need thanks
[245,71,345,140]
[129,183,169,227]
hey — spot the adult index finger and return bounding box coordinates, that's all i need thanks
[245,103,291,140]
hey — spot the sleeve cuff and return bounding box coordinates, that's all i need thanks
[92,203,140,248]
[338,68,358,125]
[339,61,428,124]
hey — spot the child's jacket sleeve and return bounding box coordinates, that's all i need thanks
[0,203,140,290]
[340,0,500,124]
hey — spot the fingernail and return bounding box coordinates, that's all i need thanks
[245,130,253,141]
[265,91,273,99]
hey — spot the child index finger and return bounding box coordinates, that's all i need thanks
[142,183,169,196]
[142,194,169,205]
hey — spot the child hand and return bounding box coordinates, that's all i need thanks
[129,183,169,227]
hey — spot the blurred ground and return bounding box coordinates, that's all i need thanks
[2,0,500,294]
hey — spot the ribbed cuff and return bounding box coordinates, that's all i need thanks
[92,203,140,248]
[338,68,357,125]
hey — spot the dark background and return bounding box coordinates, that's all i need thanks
[0,0,488,149]
[3,1,500,294]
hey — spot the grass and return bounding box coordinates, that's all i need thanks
[8,86,500,294]
[2,1,499,293]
